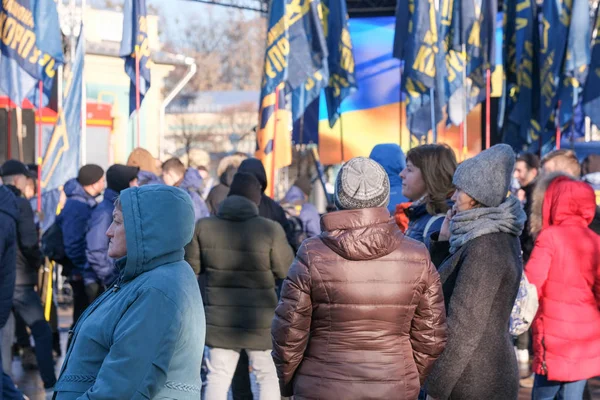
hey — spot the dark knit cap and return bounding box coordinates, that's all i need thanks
[294,176,312,197]
[77,164,105,186]
[228,172,262,206]
[334,157,390,210]
[453,144,515,207]
[107,164,140,193]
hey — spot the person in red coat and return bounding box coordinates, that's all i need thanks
[526,174,600,399]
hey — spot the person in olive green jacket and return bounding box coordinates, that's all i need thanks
[185,172,295,400]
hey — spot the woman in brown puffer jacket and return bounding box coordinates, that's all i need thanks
[271,157,447,400]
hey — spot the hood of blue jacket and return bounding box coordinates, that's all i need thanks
[137,170,163,186]
[283,185,305,204]
[370,144,408,211]
[117,186,195,282]
[180,168,203,192]
[64,178,98,207]
[370,144,406,176]
[0,185,18,222]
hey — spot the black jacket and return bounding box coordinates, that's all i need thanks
[238,158,291,236]
[0,186,18,328]
[427,233,521,400]
[185,195,294,350]
[520,181,536,262]
[6,185,42,286]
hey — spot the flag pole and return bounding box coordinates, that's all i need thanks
[430,87,437,143]
[80,0,87,166]
[7,104,11,159]
[485,68,491,149]
[135,46,141,148]
[555,101,561,150]
[37,82,43,213]
[461,44,468,160]
[271,86,280,199]
[339,108,345,162]
[399,66,403,147]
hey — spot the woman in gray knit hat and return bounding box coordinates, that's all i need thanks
[272,157,447,400]
[425,144,526,400]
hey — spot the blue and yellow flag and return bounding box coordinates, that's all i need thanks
[40,29,84,231]
[120,0,151,115]
[287,0,329,123]
[257,84,292,197]
[583,7,600,128]
[0,0,64,107]
[322,0,356,127]
[259,0,329,194]
[447,0,497,126]
[503,0,538,147]
[395,0,445,136]
[539,0,572,132]
[558,0,590,130]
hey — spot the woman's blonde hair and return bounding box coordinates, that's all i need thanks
[406,144,457,215]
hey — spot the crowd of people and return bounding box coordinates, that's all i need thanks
[0,143,599,400]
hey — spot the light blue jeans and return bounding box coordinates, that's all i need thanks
[203,347,280,400]
[532,374,587,400]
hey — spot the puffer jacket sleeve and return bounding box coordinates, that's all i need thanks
[425,240,509,400]
[270,223,295,280]
[184,222,202,275]
[79,288,183,400]
[61,201,92,270]
[410,260,447,385]
[271,244,312,397]
[85,208,117,286]
[525,230,554,300]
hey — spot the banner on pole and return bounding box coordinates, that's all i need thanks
[539,0,572,133]
[42,29,83,190]
[583,6,600,128]
[40,28,84,228]
[120,0,151,115]
[395,0,445,136]
[256,84,292,196]
[0,0,63,107]
[287,0,329,123]
[502,0,539,148]
[322,0,357,127]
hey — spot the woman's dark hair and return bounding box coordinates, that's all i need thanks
[406,144,457,215]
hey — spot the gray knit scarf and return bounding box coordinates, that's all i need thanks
[449,195,526,254]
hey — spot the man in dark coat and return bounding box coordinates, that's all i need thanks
[0,184,24,399]
[185,172,294,399]
[0,160,57,392]
[85,164,139,298]
[57,164,105,324]
[234,158,293,399]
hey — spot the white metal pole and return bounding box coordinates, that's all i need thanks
[80,0,86,166]
[159,58,197,160]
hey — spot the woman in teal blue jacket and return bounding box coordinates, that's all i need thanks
[53,185,206,400]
